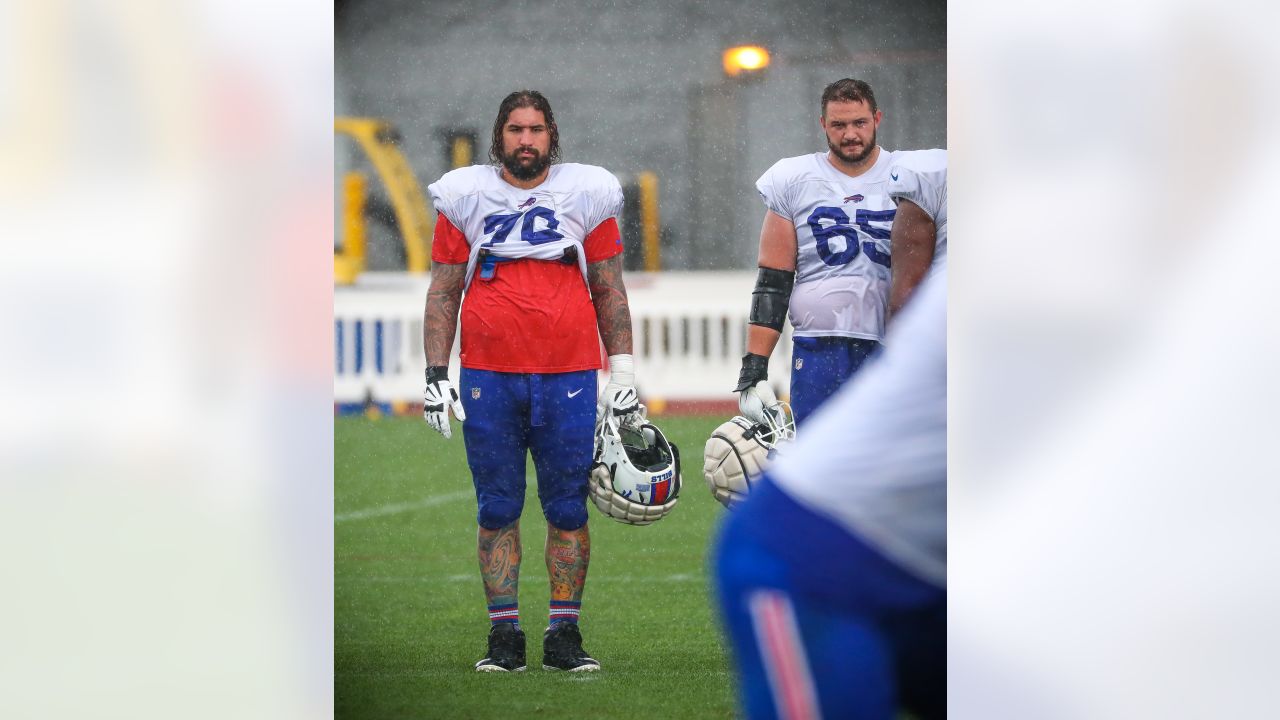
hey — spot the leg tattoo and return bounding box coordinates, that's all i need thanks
[478,521,521,608]
[546,524,590,603]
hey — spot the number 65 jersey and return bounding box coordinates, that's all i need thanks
[756,150,897,341]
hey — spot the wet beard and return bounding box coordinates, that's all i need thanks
[502,148,551,181]
[829,130,877,165]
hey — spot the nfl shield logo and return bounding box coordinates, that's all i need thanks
[471,388,481,400]
[795,358,804,370]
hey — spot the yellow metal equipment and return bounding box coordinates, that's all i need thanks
[450,135,474,169]
[638,171,661,271]
[334,171,368,284]
[334,117,432,282]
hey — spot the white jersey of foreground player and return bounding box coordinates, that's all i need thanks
[769,270,946,586]
[756,150,897,341]
[887,149,947,273]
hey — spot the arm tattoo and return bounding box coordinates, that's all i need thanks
[545,525,590,603]
[478,523,521,607]
[587,254,633,356]
[424,262,467,367]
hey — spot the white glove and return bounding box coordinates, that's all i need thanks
[424,366,466,439]
[738,380,783,427]
[597,353,641,424]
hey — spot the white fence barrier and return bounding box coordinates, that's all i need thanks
[334,271,793,406]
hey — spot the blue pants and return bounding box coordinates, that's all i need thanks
[789,336,880,425]
[459,368,597,531]
[713,477,945,720]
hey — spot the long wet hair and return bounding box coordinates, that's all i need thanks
[488,90,561,164]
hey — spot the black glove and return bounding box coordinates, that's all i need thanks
[734,353,770,392]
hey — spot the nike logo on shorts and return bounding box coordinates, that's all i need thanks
[567,389,583,398]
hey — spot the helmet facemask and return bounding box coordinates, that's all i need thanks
[753,401,796,450]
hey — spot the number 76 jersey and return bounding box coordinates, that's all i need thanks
[756,150,897,341]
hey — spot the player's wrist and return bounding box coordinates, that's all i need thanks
[426,366,449,384]
[607,354,634,387]
[734,353,769,392]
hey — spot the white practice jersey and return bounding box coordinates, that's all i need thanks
[887,149,947,273]
[770,270,946,586]
[426,163,624,288]
[756,150,897,340]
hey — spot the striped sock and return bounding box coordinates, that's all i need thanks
[549,600,581,626]
[488,603,519,628]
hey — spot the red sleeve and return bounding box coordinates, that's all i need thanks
[431,212,470,264]
[583,217,623,263]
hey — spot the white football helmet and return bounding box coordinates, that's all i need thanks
[702,407,795,509]
[589,412,681,526]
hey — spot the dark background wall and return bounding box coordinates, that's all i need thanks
[336,0,945,270]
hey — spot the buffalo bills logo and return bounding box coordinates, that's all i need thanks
[649,469,674,504]
[516,197,536,210]
[844,194,864,203]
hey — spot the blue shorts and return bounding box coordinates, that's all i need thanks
[713,477,945,720]
[458,368,597,531]
[789,336,880,425]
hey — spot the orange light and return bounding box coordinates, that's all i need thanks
[723,46,770,76]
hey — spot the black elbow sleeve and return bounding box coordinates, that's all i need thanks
[749,267,795,332]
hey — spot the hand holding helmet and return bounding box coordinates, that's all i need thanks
[734,352,794,440]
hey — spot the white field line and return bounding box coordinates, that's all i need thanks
[335,490,473,523]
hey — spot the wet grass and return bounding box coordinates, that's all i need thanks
[336,415,736,719]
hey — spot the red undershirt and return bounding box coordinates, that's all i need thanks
[431,213,623,373]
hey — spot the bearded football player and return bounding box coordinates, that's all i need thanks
[422,90,640,673]
[736,78,900,428]
[714,154,948,717]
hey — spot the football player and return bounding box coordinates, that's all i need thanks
[715,265,947,719]
[886,149,947,320]
[736,78,900,427]
[422,90,639,673]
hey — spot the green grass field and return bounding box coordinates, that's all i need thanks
[336,415,736,719]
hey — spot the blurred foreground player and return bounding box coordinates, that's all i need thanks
[423,90,641,672]
[714,266,946,718]
[736,78,899,427]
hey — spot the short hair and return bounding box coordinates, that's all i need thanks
[820,78,878,116]
[489,90,561,164]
